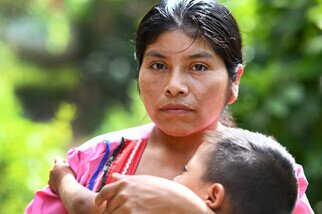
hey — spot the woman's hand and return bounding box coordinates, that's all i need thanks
[48,157,75,195]
[95,173,213,214]
[48,157,104,214]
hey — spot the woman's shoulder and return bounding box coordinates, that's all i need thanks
[66,123,155,178]
[293,163,315,213]
[78,123,155,151]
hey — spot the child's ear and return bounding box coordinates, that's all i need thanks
[204,183,225,210]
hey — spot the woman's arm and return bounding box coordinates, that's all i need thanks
[95,173,214,214]
[49,157,105,214]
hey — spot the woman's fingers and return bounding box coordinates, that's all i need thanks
[48,157,74,194]
[95,172,129,207]
[112,172,125,180]
[54,156,64,164]
[107,206,131,214]
[95,178,124,207]
[53,157,67,166]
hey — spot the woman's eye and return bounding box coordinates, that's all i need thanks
[191,64,207,72]
[150,62,166,70]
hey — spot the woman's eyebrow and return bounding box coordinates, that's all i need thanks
[144,50,166,59]
[144,50,215,59]
[188,51,215,59]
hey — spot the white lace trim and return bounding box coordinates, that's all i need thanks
[121,139,142,175]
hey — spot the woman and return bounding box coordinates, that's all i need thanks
[25,0,313,213]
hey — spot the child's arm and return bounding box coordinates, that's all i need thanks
[49,157,105,214]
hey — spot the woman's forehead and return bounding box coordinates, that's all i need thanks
[145,30,215,56]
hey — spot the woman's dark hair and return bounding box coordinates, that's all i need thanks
[135,0,243,81]
[203,128,298,214]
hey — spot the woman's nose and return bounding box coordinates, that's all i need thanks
[163,69,188,97]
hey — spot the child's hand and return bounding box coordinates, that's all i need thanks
[48,157,75,195]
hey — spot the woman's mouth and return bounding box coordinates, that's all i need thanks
[160,103,194,114]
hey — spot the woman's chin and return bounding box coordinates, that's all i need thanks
[155,120,219,138]
[157,124,200,137]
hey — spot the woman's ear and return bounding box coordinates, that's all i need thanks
[226,64,244,105]
[204,183,226,210]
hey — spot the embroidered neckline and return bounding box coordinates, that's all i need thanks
[122,139,142,175]
[96,137,126,192]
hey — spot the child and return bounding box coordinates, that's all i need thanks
[173,127,298,214]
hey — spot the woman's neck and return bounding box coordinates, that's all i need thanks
[149,125,220,157]
[135,123,225,179]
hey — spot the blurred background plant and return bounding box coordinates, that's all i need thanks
[0,0,321,213]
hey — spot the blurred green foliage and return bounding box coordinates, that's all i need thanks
[0,43,74,213]
[0,0,321,213]
[225,1,322,212]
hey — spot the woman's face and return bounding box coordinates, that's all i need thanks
[139,29,235,137]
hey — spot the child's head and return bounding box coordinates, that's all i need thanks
[174,128,298,214]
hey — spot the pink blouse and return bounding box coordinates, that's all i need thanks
[25,123,314,214]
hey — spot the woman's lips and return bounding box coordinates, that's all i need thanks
[160,103,193,114]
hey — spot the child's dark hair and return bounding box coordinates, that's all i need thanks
[203,128,298,214]
[135,0,243,82]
